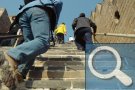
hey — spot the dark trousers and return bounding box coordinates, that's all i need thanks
[75,27,93,50]
[56,33,64,44]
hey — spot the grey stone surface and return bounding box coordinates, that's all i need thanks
[0,8,11,33]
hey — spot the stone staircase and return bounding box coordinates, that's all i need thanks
[0,42,85,90]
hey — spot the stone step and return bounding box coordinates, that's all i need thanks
[32,65,84,71]
[48,49,84,53]
[50,46,77,49]
[0,47,78,51]
[0,47,84,53]
[32,64,85,71]
[0,45,77,49]
[45,50,84,54]
[0,46,84,52]
[31,60,85,71]
[47,50,84,53]
[47,49,79,51]
[25,80,85,89]
[34,55,85,71]
[55,43,76,47]
[45,52,84,55]
[32,60,85,70]
[54,45,77,48]
[27,70,85,80]
[37,55,85,61]
[49,47,77,51]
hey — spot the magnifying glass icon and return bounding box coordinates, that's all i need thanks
[88,46,132,86]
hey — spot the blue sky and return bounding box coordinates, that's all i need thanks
[0,0,102,41]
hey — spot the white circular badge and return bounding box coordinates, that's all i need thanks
[88,46,132,86]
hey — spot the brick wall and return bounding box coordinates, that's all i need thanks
[91,0,135,43]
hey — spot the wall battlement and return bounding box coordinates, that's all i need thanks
[0,8,11,34]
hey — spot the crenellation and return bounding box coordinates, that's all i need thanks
[0,8,11,34]
[96,4,102,14]
[91,11,96,21]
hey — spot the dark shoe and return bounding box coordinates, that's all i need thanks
[4,52,18,70]
[2,69,24,89]
[0,51,20,89]
[1,64,17,89]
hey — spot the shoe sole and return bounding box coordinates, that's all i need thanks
[1,62,17,89]
[0,51,17,89]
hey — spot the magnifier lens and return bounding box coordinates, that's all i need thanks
[93,50,117,74]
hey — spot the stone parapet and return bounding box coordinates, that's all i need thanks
[0,8,11,33]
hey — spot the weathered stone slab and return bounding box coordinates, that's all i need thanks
[0,8,11,33]
[32,60,85,70]
[25,80,85,89]
[27,70,85,80]
[72,80,85,89]
[25,80,71,88]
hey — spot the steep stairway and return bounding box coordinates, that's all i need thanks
[0,42,85,90]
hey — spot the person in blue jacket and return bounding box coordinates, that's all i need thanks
[0,0,63,89]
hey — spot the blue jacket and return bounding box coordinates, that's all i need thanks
[18,0,63,28]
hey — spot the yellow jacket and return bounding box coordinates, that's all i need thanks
[54,23,67,35]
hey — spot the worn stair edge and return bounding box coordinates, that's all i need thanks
[46,50,84,53]
[46,51,84,53]
[0,47,85,53]
[44,52,84,55]
[31,65,85,71]
[27,70,85,80]
[51,47,77,49]
[33,60,85,68]
[38,55,85,58]
[25,80,85,89]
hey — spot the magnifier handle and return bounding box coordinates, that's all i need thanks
[115,70,132,86]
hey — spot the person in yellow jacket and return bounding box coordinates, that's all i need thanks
[54,22,67,44]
